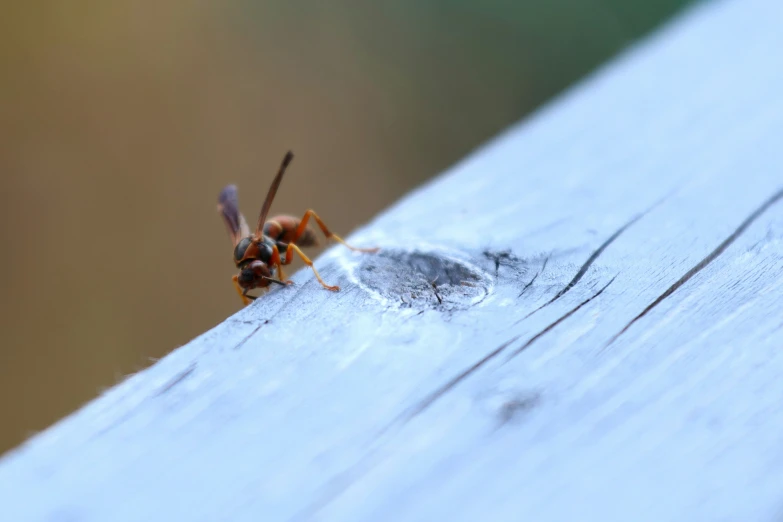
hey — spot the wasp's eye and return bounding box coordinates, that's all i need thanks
[238,268,255,287]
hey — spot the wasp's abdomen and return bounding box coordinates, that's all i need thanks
[264,215,318,248]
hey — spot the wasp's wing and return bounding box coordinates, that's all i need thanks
[255,151,294,236]
[217,184,251,246]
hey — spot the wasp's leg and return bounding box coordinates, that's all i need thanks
[282,243,340,291]
[233,275,253,306]
[293,209,379,253]
[267,245,296,287]
[276,263,289,283]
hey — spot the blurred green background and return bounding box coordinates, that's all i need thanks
[0,0,692,454]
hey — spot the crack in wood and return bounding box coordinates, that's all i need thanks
[430,277,443,304]
[290,445,387,522]
[402,336,522,422]
[605,187,783,346]
[396,276,617,424]
[505,276,617,361]
[232,322,267,350]
[93,362,200,438]
[522,195,668,320]
[518,255,550,297]
[522,219,639,318]
[153,363,197,397]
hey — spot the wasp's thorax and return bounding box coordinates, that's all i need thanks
[233,235,276,266]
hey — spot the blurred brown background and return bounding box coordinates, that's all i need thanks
[0,1,691,454]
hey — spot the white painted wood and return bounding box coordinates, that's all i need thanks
[3,0,783,520]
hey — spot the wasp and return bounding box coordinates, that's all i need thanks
[217,151,379,306]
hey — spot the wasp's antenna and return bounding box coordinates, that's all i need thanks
[255,151,294,236]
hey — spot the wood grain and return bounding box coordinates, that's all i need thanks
[3,0,783,520]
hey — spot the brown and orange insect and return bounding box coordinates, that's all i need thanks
[217,150,379,306]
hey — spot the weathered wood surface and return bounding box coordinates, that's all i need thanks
[4,0,783,520]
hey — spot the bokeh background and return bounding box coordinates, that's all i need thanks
[0,0,692,455]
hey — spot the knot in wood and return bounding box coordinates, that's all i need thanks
[356,249,491,311]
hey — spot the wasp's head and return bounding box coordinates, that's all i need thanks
[236,259,275,291]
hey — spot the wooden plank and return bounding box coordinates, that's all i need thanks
[3,0,783,520]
